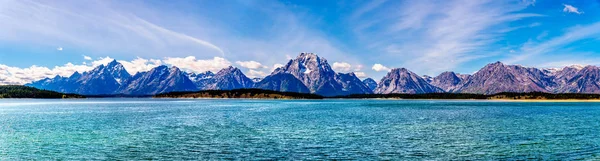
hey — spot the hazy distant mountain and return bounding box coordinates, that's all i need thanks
[187,71,215,89]
[422,75,433,83]
[456,62,554,94]
[118,65,198,95]
[27,59,130,95]
[252,78,263,83]
[336,72,373,95]
[254,73,310,93]
[206,66,254,90]
[374,68,444,94]
[430,71,464,92]
[26,75,70,93]
[362,78,378,91]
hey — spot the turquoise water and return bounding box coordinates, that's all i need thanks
[1,99,599,160]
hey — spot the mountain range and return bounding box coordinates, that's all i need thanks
[26,53,600,96]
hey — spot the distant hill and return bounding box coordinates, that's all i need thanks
[0,85,83,98]
[154,88,324,99]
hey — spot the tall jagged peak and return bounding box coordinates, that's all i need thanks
[437,71,459,77]
[69,71,82,79]
[169,66,181,71]
[568,64,586,70]
[217,66,242,75]
[52,75,63,80]
[91,64,105,72]
[209,66,253,90]
[107,59,120,66]
[298,52,318,58]
[201,71,215,75]
[430,71,463,92]
[153,65,168,70]
[390,68,412,74]
[374,67,443,94]
[582,65,599,70]
[273,53,331,77]
[484,61,507,68]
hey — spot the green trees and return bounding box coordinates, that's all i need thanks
[0,85,83,98]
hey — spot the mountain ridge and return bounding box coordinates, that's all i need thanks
[25,53,600,96]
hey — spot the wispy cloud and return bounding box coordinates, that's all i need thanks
[563,4,583,14]
[504,22,600,65]
[0,0,356,68]
[350,0,540,75]
[0,0,225,58]
[235,61,267,70]
[83,55,92,60]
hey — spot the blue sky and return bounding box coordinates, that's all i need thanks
[1,0,600,84]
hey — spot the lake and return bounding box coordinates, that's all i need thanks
[1,99,599,160]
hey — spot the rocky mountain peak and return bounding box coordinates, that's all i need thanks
[217,66,240,75]
[556,65,600,93]
[335,72,373,95]
[107,59,119,67]
[362,78,378,91]
[374,67,443,94]
[569,64,586,70]
[391,68,409,73]
[456,61,553,94]
[206,66,253,90]
[430,71,463,92]
[52,75,63,80]
[69,71,82,80]
[153,65,168,71]
[581,65,599,71]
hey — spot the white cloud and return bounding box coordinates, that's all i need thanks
[83,55,92,60]
[0,63,92,85]
[57,47,63,51]
[0,0,359,72]
[163,56,231,73]
[91,57,117,67]
[372,64,390,72]
[118,57,162,74]
[273,63,284,70]
[235,61,267,69]
[354,64,364,71]
[332,62,353,72]
[0,56,229,85]
[246,69,268,78]
[354,72,367,78]
[563,4,583,14]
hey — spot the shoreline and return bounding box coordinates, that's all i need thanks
[4,97,600,102]
[152,97,600,102]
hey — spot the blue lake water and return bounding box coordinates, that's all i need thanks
[1,99,599,160]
